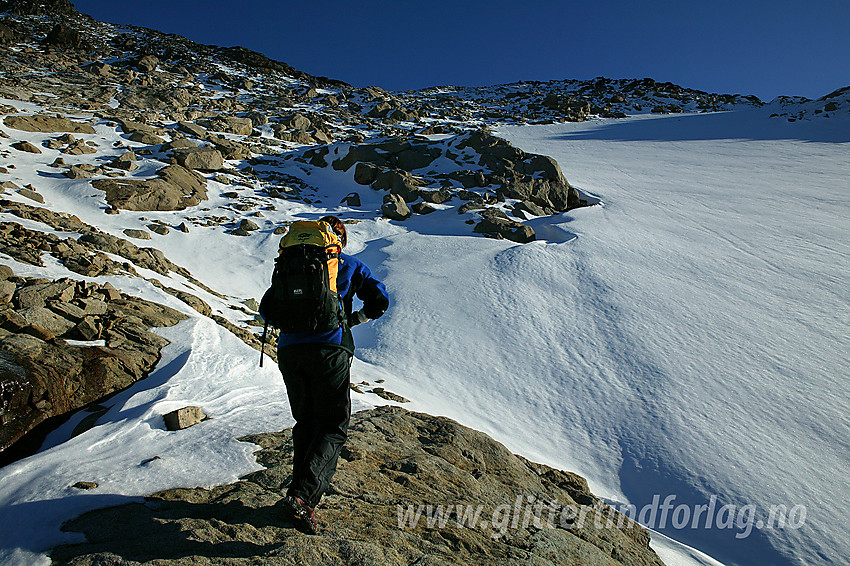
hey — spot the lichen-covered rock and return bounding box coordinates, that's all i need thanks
[50,407,665,566]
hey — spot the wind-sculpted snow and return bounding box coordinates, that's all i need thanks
[491,117,849,566]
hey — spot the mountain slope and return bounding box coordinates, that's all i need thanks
[0,2,847,566]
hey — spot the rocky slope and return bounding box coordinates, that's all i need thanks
[50,406,665,566]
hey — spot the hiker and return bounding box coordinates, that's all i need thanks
[259,215,389,534]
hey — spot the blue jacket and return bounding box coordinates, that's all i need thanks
[273,253,389,353]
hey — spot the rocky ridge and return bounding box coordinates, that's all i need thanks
[50,406,665,566]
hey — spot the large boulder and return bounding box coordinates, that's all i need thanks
[372,169,421,203]
[50,406,665,566]
[474,210,536,243]
[172,147,225,171]
[279,113,311,132]
[208,135,252,160]
[91,165,208,211]
[176,121,208,138]
[197,116,253,136]
[3,115,95,134]
[381,193,411,221]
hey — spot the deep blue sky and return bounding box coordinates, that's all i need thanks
[72,0,849,101]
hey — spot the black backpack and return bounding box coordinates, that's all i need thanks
[259,221,345,365]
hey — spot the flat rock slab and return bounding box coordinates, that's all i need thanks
[4,115,96,134]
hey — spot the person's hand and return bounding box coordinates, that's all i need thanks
[347,310,369,327]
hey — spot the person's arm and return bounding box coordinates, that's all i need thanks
[349,260,389,324]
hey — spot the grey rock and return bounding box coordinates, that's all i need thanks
[163,138,196,151]
[108,151,137,171]
[148,224,170,236]
[128,131,165,146]
[176,121,208,138]
[198,116,253,136]
[91,165,208,211]
[74,316,101,341]
[135,54,160,73]
[122,229,151,240]
[280,113,311,132]
[18,188,44,203]
[231,219,259,236]
[65,164,95,179]
[420,188,453,204]
[341,192,361,207]
[514,200,546,218]
[0,280,16,303]
[411,202,435,215]
[16,280,75,308]
[209,135,252,160]
[373,169,421,203]
[77,298,108,316]
[62,140,97,156]
[163,406,207,431]
[47,300,87,323]
[18,306,75,336]
[474,216,536,244]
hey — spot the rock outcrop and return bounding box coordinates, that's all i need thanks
[51,406,665,566]
[91,164,208,211]
[0,268,187,465]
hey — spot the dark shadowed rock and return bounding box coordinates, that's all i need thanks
[50,407,665,566]
[43,23,84,50]
[420,188,453,204]
[11,140,41,154]
[354,162,379,185]
[373,169,421,203]
[474,214,536,244]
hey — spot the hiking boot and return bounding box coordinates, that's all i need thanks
[281,495,319,535]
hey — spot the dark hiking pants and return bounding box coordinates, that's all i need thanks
[278,344,352,508]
